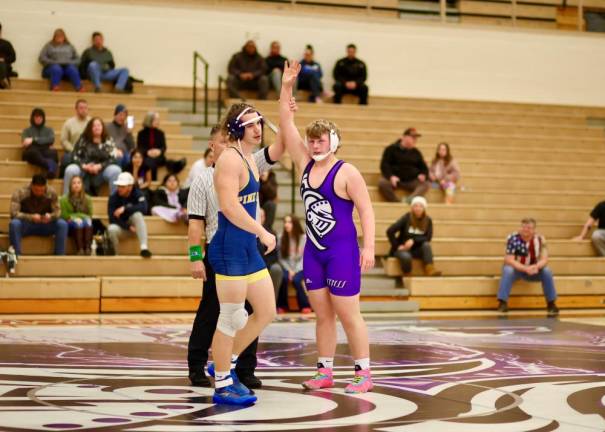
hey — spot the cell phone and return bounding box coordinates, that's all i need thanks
[127,115,134,129]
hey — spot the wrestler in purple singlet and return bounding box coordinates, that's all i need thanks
[301,159,361,296]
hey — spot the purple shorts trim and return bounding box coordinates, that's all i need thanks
[303,243,361,296]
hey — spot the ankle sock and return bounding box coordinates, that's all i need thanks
[214,370,233,389]
[230,354,238,369]
[317,357,334,369]
[354,358,370,371]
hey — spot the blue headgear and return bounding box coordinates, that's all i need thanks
[227,107,264,141]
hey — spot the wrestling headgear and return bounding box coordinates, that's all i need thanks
[226,107,264,141]
[305,128,340,162]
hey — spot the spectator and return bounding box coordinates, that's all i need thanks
[127,149,152,205]
[258,208,283,304]
[386,196,441,284]
[38,28,82,91]
[80,31,129,93]
[151,173,188,224]
[378,128,429,202]
[227,40,269,100]
[333,43,368,105]
[9,174,68,256]
[107,172,152,258]
[573,200,605,256]
[60,99,90,173]
[136,111,185,181]
[64,117,121,196]
[429,142,461,205]
[0,23,16,89]
[105,104,135,168]
[298,45,323,103]
[497,218,559,314]
[60,175,93,255]
[259,170,277,231]
[265,41,287,93]
[183,147,214,189]
[21,107,58,179]
[277,214,311,314]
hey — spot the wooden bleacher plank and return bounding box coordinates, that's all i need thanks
[0,299,99,314]
[411,295,605,310]
[0,88,156,107]
[0,102,168,119]
[0,277,100,299]
[100,297,200,312]
[101,277,201,297]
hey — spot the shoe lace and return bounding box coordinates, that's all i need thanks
[311,372,327,380]
[351,375,366,385]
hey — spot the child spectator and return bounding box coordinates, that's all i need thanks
[151,173,188,224]
[63,117,122,196]
[21,107,58,179]
[127,149,152,206]
[259,170,277,231]
[429,142,461,205]
[0,23,16,89]
[38,28,82,91]
[298,45,323,103]
[277,214,311,314]
[107,172,152,258]
[60,175,93,255]
[80,32,130,93]
[386,196,441,285]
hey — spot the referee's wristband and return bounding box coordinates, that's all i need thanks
[189,245,204,262]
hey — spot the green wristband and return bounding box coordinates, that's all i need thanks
[189,245,204,262]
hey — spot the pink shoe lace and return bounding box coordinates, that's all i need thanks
[345,369,373,394]
[302,367,334,390]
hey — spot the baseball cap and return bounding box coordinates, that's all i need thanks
[113,172,135,186]
[114,104,128,115]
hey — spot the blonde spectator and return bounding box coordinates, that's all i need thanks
[429,142,461,205]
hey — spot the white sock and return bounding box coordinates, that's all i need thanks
[140,243,148,250]
[317,357,334,369]
[354,358,370,371]
[230,354,238,369]
[214,370,233,389]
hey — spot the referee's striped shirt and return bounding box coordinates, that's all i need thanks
[187,147,275,243]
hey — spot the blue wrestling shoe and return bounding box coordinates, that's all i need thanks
[207,362,253,395]
[213,385,257,406]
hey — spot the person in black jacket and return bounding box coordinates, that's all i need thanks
[227,40,269,99]
[107,172,152,258]
[21,108,58,179]
[386,196,441,282]
[332,44,368,105]
[378,127,430,202]
[0,23,16,89]
[137,111,185,181]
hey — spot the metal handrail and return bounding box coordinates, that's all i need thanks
[192,51,209,126]
[217,75,226,124]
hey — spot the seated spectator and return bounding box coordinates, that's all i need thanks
[298,45,323,103]
[0,23,16,89]
[573,200,605,256]
[80,32,129,93]
[136,111,185,180]
[38,28,82,91]
[386,196,441,285]
[265,41,287,93]
[60,99,90,174]
[127,149,152,205]
[498,218,559,314]
[21,107,58,179]
[429,142,461,205]
[227,40,268,100]
[151,174,188,224]
[64,117,121,196]
[105,104,135,168]
[107,172,152,258]
[9,174,68,256]
[258,208,283,303]
[277,214,311,314]
[378,128,429,202]
[60,175,93,255]
[333,43,368,105]
[184,146,214,189]
[259,170,277,231]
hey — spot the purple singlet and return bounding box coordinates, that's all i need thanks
[300,159,361,296]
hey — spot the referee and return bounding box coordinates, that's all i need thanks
[187,121,286,388]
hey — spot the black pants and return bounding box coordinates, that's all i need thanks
[227,74,269,100]
[394,242,434,274]
[187,251,258,376]
[333,81,368,105]
[22,146,58,174]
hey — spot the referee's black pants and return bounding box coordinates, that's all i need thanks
[187,251,258,376]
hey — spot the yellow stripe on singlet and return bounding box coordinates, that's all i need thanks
[215,268,269,283]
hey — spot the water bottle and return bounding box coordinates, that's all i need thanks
[91,239,97,256]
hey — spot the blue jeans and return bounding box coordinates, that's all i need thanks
[278,270,310,310]
[497,265,557,302]
[67,218,92,230]
[9,218,68,255]
[42,64,81,89]
[63,163,122,195]
[87,61,129,90]
[298,73,323,100]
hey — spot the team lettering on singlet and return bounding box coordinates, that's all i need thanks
[239,192,258,205]
[326,278,347,289]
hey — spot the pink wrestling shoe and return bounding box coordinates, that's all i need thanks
[302,368,334,390]
[345,369,373,394]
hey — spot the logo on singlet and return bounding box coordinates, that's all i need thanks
[301,172,336,251]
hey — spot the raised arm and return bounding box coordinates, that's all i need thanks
[279,60,309,172]
[267,98,298,163]
[345,164,375,272]
[215,149,275,252]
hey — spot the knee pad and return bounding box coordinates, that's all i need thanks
[217,303,248,337]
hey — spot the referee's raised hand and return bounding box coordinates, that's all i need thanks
[191,260,207,281]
